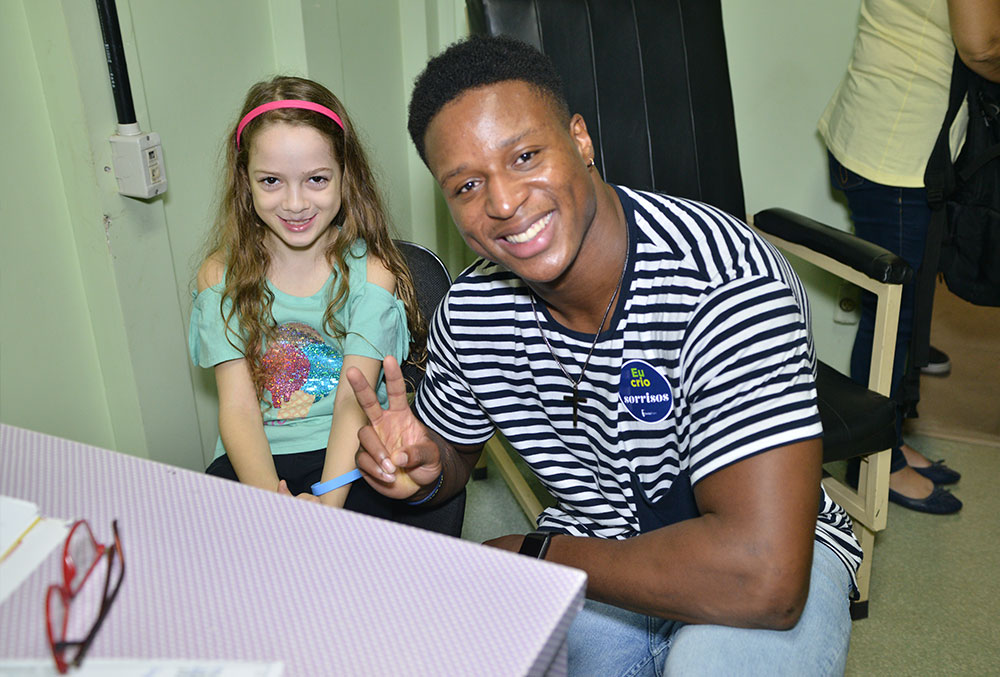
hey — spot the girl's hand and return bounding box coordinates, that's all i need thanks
[277,479,321,503]
[346,356,442,500]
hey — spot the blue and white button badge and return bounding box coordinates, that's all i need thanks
[619,360,673,423]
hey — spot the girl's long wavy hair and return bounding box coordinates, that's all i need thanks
[203,76,426,400]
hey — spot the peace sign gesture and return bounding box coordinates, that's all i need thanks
[346,355,443,500]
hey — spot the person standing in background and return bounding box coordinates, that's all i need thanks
[819,0,1000,514]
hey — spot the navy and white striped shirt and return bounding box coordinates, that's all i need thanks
[415,186,862,588]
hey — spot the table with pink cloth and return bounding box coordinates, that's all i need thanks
[0,424,586,675]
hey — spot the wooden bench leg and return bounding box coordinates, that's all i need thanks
[472,454,488,481]
[483,435,543,529]
[850,524,875,620]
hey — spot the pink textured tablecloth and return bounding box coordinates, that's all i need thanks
[0,424,586,675]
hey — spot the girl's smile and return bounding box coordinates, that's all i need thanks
[279,214,318,232]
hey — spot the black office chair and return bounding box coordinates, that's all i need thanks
[468,0,911,619]
[387,240,466,537]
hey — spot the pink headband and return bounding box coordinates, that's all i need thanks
[236,100,345,150]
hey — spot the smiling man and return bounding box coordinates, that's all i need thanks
[346,35,860,675]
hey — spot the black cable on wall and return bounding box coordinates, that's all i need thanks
[95,0,136,126]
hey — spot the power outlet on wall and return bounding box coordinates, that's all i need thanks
[109,123,168,199]
[833,282,861,325]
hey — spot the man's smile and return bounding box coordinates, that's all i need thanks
[503,211,552,244]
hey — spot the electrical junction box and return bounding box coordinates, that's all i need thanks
[109,129,167,199]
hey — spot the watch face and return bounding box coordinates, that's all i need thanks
[518,531,551,559]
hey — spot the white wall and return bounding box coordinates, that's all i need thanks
[723,0,863,371]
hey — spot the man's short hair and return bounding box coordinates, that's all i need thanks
[407,34,571,165]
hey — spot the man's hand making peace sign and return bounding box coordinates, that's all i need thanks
[346,355,480,503]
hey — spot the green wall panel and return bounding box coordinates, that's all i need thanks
[0,0,115,449]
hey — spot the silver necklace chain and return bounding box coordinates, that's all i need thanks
[529,242,628,426]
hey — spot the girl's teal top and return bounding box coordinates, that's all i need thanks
[189,241,409,459]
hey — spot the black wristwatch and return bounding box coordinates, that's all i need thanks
[518,531,553,559]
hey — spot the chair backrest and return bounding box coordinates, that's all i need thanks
[395,240,452,392]
[467,0,746,220]
[391,240,466,537]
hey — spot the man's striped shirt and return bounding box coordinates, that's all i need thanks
[415,186,862,588]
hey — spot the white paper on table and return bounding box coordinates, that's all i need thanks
[0,495,68,605]
[0,495,41,557]
[0,659,284,676]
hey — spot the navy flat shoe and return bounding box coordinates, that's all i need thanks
[888,486,962,514]
[912,460,961,485]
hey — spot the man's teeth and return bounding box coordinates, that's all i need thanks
[505,213,551,244]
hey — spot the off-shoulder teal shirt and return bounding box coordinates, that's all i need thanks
[189,241,409,459]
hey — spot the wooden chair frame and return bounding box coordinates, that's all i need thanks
[752,223,900,606]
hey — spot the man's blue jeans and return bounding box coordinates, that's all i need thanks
[828,152,931,473]
[566,542,852,676]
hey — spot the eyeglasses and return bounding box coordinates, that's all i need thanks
[45,520,125,674]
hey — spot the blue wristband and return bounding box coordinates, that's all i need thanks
[406,472,444,506]
[311,468,363,496]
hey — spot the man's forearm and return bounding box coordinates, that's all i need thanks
[540,439,823,629]
[543,513,813,630]
[420,427,484,506]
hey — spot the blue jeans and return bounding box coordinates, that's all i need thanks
[828,153,930,473]
[566,542,852,676]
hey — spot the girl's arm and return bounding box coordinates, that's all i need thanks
[318,354,383,508]
[318,252,401,508]
[198,255,281,492]
[215,357,281,491]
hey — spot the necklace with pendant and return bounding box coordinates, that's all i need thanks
[529,238,628,427]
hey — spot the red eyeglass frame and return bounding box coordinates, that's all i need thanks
[44,519,124,674]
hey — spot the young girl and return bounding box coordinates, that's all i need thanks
[189,76,426,514]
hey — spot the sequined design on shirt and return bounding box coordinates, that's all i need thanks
[262,322,342,424]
